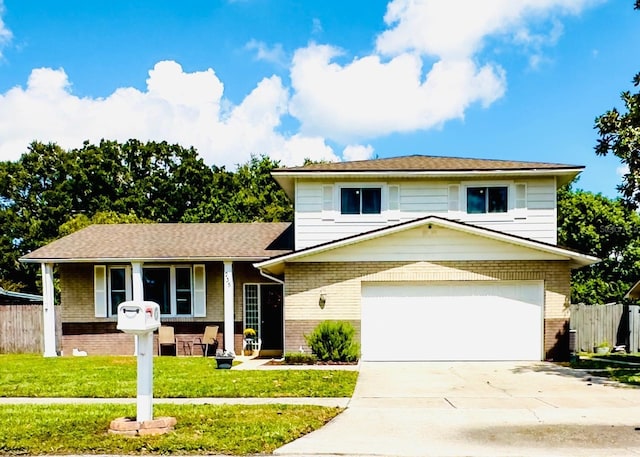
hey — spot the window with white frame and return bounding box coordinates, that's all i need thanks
[466,186,508,214]
[244,284,260,336]
[175,267,192,315]
[142,266,193,315]
[340,187,381,214]
[109,266,131,315]
[96,264,205,317]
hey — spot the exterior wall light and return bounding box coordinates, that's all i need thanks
[319,292,326,309]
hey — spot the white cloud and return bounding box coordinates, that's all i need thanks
[0,61,335,167]
[289,44,505,141]
[287,0,599,143]
[0,1,12,58]
[0,0,603,165]
[245,40,288,68]
[376,0,597,59]
[343,144,374,162]
[312,18,323,36]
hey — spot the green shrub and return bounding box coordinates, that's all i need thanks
[284,352,318,365]
[305,321,360,362]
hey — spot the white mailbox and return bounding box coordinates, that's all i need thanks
[117,301,161,335]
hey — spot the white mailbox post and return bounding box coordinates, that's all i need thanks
[117,301,161,422]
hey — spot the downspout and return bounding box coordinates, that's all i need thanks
[258,269,284,285]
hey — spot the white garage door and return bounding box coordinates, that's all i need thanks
[361,281,543,361]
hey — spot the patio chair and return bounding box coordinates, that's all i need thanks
[158,325,177,356]
[193,325,219,357]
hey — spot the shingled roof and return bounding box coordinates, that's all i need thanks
[271,154,584,199]
[20,223,293,263]
[273,155,583,173]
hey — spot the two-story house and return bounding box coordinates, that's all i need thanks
[20,155,598,361]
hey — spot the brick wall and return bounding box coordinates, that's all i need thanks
[59,263,230,323]
[285,319,361,354]
[56,261,279,355]
[284,260,572,359]
[59,264,94,321]
[205,263,224,320]
[61,322,227,356]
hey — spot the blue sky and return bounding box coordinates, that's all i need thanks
[0,0,639,198]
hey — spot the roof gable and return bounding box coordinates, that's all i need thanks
[302,224,567,263]
[255,216,599,275]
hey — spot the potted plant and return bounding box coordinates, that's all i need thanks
[214,349,235,369]
[243,328,257,355]
[594,340,611,355]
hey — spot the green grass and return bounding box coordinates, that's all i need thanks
[569,353,640,385]
[0,354,358,398]
[0,403,342,455]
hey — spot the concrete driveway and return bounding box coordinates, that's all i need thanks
[275,361,640,457]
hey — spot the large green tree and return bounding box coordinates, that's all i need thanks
[0,141,292,292]
[558,184,640,303]
[581,1,640,303]
[594,2,640,207]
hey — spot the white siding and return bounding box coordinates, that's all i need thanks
[301,225,567,263]
[294,178,558,249]
[463,179,557,244]
[399,183,449,212]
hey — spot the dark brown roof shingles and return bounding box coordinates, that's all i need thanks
[273,154,583,173]
[21,223,293,262]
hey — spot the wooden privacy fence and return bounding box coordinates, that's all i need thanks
[570,303,640,353]
[0,304,60,354]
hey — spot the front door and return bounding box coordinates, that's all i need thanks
[260,284,283,350]
[244,283,283,351]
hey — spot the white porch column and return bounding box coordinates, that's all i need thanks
[131,262,144,301]
[223,261,234,352]
[131,262,144,356]
[41,263,57,357]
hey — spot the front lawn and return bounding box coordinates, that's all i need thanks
[0,354,358,398]
[569,353,640,385]
[0,403,342,455]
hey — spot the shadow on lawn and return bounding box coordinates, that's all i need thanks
[509,361,627,386]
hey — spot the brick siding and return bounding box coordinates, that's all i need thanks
[285,319,361,354]
[283,260,572,359]
[56,261,278,355]
[61,321,228,356]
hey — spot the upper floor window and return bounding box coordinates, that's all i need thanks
[467,186,508,214]
[341,187,381,214]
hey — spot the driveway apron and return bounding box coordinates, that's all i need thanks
[274,361,640,457]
